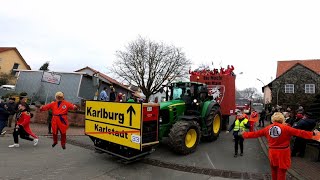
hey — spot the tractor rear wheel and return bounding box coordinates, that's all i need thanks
[168,121,201,155]
[203,106,222,142]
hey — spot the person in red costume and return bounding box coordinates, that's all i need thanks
[249,109,259,132]
[240,112,320,180]
[40,92,77,149]
[8,103,39,148]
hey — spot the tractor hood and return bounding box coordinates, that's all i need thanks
[160,100,185,110]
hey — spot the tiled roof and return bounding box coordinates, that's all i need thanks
[0,47,14,53]
[0,47,31,70]
[75,66,134,92]
[276,59,320,77]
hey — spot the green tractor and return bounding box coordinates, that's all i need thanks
[159,81,222,155]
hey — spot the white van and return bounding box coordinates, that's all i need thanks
[0,85,15,91]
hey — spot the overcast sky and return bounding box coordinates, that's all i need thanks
[1,0,320,91]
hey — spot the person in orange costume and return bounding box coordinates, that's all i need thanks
[249,109,259,132]
[240,112,320,180]
[40,92,77,149]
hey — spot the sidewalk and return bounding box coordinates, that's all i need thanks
[256,123,320,180]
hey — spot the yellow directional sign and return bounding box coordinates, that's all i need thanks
[85,101,142,150]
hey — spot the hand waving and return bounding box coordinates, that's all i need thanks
[312,129,320,142]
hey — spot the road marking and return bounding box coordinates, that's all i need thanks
[205,152,216,169]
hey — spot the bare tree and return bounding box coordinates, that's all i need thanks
[242,87,259,99]
[111,36,192,101]
[0,73,15,85]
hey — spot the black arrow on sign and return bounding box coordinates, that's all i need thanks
[127,105,136,126]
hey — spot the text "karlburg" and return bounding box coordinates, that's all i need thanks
[87,107,124,124]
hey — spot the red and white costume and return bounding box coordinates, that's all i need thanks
[243,122,314,180]
[16,111,38,139]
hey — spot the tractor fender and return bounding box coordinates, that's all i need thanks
[202,101,220,118]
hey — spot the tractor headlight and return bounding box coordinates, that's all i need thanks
[159,116,162,123]
[193,99,197,103]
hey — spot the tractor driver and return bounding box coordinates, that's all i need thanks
[182,89,192,110]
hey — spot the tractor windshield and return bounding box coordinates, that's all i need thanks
[171,83,194,100]
[172,87,192,100]
[172,87,183,100]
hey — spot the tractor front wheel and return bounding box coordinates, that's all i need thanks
[203,106,221,142]
[168,121,201,155]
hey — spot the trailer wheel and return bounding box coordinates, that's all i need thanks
[203,106,221,142]
[168,121,201,155]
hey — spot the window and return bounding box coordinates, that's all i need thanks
[305,84,315,94]
[12,63,19,69]
[11,63,19,75]
[285,84,294,93]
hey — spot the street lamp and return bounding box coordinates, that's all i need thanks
[256,78,265,87]
[256,78,266,105]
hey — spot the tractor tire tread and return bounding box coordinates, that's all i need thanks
[168,121,201,155]
[203,106,221,142]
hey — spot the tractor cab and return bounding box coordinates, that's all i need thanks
[167,82,210,114]
[159,81,222,154]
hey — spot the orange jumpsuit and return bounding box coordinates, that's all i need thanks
[249,111,259,132]
[40,100,76,146]
[243,122,313,180]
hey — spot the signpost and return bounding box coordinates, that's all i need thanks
[85,101,142,150]
[41,71,62,104]
[41,71,61,85]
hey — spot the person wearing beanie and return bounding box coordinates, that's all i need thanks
[40,92,77,149]
[291,112,317,157]
[240,112,320,180]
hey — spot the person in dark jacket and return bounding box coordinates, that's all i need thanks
[109,86,116,102]
[291,112,317,157]
[0,103,10,135]
[6,97,16,127]
[15,96,30,112]
[284,112,295,127]
[258,109,266,127]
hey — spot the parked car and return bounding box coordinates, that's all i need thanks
[0,85,15,91]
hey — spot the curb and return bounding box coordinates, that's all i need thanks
[257,136,305,180]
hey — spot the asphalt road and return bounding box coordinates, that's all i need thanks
[0,114,271,180]
[0,135,232,180]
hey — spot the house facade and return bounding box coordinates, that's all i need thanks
[266,61,320,109]
[0,47,31,75]
[75,66,134,100]
[0,47,31,85]
[262,86,272,104]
